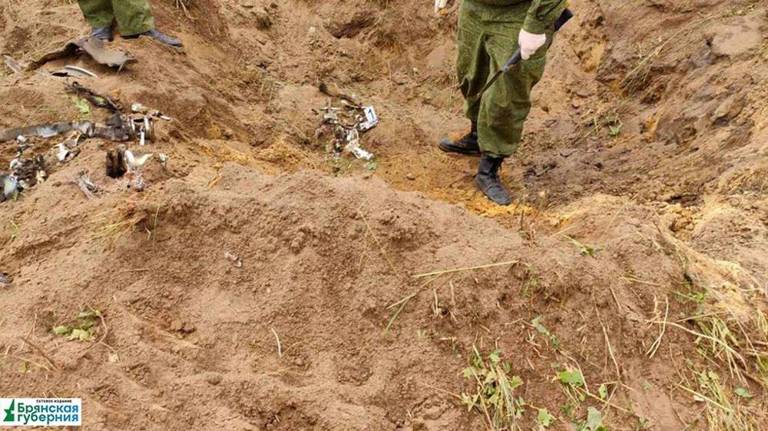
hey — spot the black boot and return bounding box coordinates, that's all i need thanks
[438,122,480,155]
[123,29,183,47]
[90,26,114,42]
[475,154,513,206]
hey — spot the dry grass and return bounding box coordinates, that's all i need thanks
[91,206,147,248]
[679,370,757,431]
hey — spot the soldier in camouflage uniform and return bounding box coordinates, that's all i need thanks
[439,0,566,205]
[77,0,182,47]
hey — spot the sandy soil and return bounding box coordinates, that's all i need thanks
[1,0,767,430]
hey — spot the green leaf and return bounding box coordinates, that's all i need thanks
[550,335,561,349]
[560,402,575,418]
[537,408,555,427]
[609,124,622,137]
[586,407,604,431]
[508,375,524,390]
[52,325,71,336]
[489,350,501,364]
[73,98,91,115]
[735,387,752,398]
[532,316,549,335]
[69,328,94,342]
[77,309,101,319]
[462,367,475,379]
[460,393,475,410]
[485,369,497,384]
[598,383,608,400]
[557,369,585,387]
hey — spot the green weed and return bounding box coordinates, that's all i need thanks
[461,347,525,430]
[52,308,103,342]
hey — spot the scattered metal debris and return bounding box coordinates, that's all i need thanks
[1,84,168,147]
[224,252,243,268]
[10,151,47,192]
[319,82,359,105]
[124,150,153,171]
[75,172,100,199]
[130,103,171,120]
[66,83,172,145]
[317,91,379,161]
[130,115,152,145]
[343,128,374,161]
[358,106,379,132]
[52,65,98,79]
[106,149,127,179]
[126,151,149,190]
[29,37,135,70]
[2,146,46,203]
[66,81,120,112]
[105,148,153,191]
[56,143,71,162]
[1,174,19,202]
[56,132,84,163]
[0,122,93,143]
[0,82,171,201]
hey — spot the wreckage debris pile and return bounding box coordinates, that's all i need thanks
[315,84,379,161]
[0,81,170,201]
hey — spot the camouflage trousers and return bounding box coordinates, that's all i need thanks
[77,0,155,36]
[457,0,554,157]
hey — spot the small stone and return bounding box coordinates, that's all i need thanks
[205,373,223,385]
[170,320,184,332]
[0,273,11,287]
[289,233,305,253]
[575,88,593,98]
[181,322,196,334]
[406,173,416,181]
[254,8,272,29]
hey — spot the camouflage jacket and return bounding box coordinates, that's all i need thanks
[464,0,567,33]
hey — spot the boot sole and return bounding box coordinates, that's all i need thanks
[474,177,513,206]
[121,34,183,47]
[438,139,481,156]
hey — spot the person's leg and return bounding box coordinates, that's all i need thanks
[477,22,550,158]
[457,4,490,129]
[77,0,115,40]
[111,0,155,36]
[115,0,183,47]
[473,17,551,205]
[439,3,487,155]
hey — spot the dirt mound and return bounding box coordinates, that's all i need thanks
[1,0,767,430]
[0,161,738,429]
